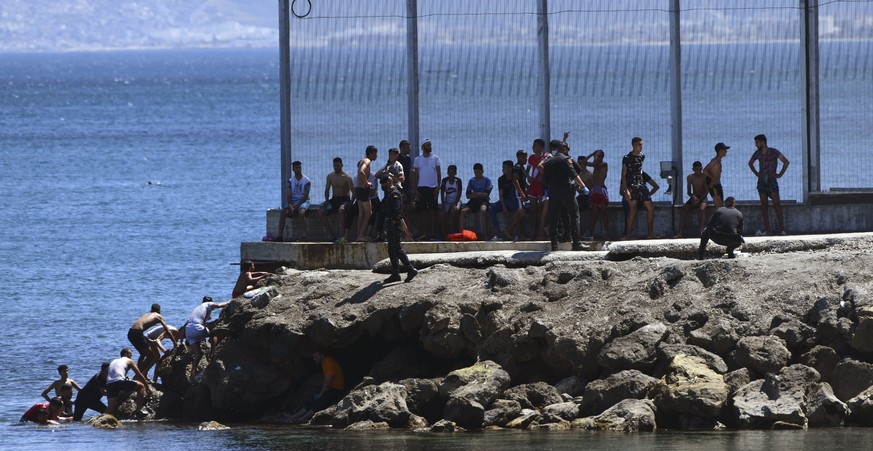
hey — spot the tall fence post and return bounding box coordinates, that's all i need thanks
[407,0,421,158]
[669,0,683,207]
[800,0,821,201]
[278,0,292,208]
[536,0,551,144]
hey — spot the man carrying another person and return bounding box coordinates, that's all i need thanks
[128,304,172,383]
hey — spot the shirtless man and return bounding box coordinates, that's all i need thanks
[703,142,729,208]
[319,157,354,242]
[128,304,172,381]
[232,259,269,298]
[42,364,82,414]
[584,149,609,239]
[675,161,709,238]
[354,146,378,242]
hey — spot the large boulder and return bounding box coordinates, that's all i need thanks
[310,382,411,428]
[597,323,669,372]
[573,399,657,432]
[847,386,873,425]
[579,369,659,416]
[687,318,738,355]
[203,338,291,416]
[830,358,873,401]
[732,336,791,375]
[799,346,840,382]
[731,364,848,429]
[483,399,522,427]
[554,376,586,397]
[86,414,121,429]
[654,343,728,375]
[652,355,730,427]
[439,360,511,429]
[398,378,442,420]
[850,306,873,353]
[541,401,581,421]
[502,382,563,410]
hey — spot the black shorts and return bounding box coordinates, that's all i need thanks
[628,186,652,202]
[709,183,724,200]
[354,187,371,202]
[465,199,489,211]
[324,196,350,215]
[416,187,439,211]
[684,194,707,207]
[127,328,148,354]
[106,380,139,398]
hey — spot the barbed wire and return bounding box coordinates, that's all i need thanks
[291,0,873,21]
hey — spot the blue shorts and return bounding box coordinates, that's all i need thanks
[286,201,310,212]
[185,322,209,345]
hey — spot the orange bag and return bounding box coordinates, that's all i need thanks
[446,229,478,241]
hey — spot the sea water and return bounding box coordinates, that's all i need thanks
[1,47,871,449]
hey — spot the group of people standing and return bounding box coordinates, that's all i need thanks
[272,132,789,248]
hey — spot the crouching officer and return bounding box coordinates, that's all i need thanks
[699,196,745,259]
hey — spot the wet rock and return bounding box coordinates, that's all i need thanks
[654,343,728,375]
[732,364,847,429]
[554,376,586,397]
[504,409,540,429]
[346,420,391,430]
[579,369,659,416]
[830,358,873,401]
[182,383,214,421]
[850,306,873,353]
[687,318,738,355]
[573,399,657,432]
[407,414,428,429]
[502,382,563,410]
[532,419,572,430]
[596,323,669,372]
[204,338,290,416]
[398,378,441,420]
[439,360,511,429]
[732,336,791,375]
[486,267,524,289]
[541,401,581,421]
[198,421,229,430]
[310,382,411,428]
[652,355,730,426]
[798,346,840,382]
[428,419,464,432]
[86,414,121,429]
[847,386,873,425]
[483,399,522,427]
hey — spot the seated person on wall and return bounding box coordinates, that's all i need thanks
[699,196,745,259]
[675,160,709,238]
[287,351,346,424]
[439,164,463,236]
[275,160,311,242]
[459,163,493,240]
[489,160,526,241]
[319,157,354,242]
[21,397,70,424]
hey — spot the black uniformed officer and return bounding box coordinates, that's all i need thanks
[698,196,745,259]
[542,141,589,251]
[381,175,417,283]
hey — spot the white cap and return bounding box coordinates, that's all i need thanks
[420,138,431,146]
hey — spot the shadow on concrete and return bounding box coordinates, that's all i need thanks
[337,281,384,306]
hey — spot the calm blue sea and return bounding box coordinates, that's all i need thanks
[0,46,870,448]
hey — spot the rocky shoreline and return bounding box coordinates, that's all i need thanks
[119,234,873,431]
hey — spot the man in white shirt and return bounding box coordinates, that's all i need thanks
[105,348,150,416]
[412,138,442,240]
[185,296,232,371]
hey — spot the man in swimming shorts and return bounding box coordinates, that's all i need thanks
[354,145,378,242]
[105,348,150,416]
[748,134,790,235]
[41,364,81,414]
[185,296,232,370]
[128,304,172,382]
[320,157,354,242]
[675,161,709,238]
[704,142,729,208]
[583,149,609,239]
